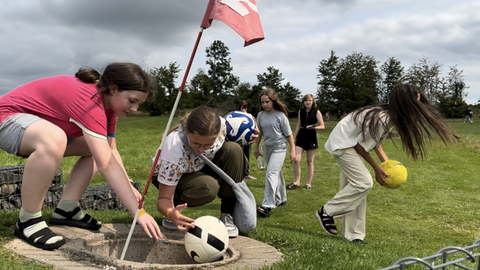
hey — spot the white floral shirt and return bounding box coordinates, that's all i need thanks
[154,117,226,186]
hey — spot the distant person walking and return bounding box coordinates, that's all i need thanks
[325,111,330,121]
[238,100,257,180]
[287,94,325,190]
[254,88,295,218]
[464,108,474,123]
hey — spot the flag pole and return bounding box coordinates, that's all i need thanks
[120,27,205,261]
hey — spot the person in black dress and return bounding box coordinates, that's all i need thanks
[287,94,325,190]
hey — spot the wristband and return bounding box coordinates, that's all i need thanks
[138,208,146,219]
[166,208,174,220]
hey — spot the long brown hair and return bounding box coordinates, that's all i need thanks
[259,88,288,117]
[352,83,458,161]
[75,62,156,97]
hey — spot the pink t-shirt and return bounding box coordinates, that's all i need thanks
[0,75,117,139]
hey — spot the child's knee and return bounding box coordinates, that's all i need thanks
[180,186,218,207]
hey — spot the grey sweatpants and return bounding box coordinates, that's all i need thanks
[261,142,287,208]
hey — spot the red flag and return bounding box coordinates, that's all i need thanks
[201,0,264,47]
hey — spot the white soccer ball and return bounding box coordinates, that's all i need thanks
[224,111,256,146]
[184,216,230,263]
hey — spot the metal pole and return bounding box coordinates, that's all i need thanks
[120,28,205,261]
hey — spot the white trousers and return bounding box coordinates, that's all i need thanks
[261,142,287,208]
[324,148,373,241]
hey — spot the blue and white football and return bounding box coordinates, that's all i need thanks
[224,111,256,146]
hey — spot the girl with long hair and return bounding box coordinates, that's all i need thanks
[254,88,295,217]
[317,83,458,243]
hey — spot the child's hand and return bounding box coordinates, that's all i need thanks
[168,203,195,232]
[247,128,260,145]
[374,166,388,186]
[254,150,263,159]
[137,211,162,240]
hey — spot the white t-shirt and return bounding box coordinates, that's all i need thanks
[154,117,226,186]
[325,109,389,154]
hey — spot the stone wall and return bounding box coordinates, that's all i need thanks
[0,165,140,211]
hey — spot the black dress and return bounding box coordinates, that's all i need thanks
[295,108,318,150]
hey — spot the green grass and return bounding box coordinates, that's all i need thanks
[1,117,480,269]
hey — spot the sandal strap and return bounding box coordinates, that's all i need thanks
[17,218,60,245]
[320,212,334,221]
[319,206,338,235]
[322,223,337,230]
[79,213,95,224]
[29,227,58,245]
[53,206,81,219]
[20,217,44,229]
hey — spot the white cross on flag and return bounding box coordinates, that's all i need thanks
[201,0,265,47]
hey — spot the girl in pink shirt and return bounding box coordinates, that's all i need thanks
[0,63,162,250]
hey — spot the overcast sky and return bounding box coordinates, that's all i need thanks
[1,0,479,104]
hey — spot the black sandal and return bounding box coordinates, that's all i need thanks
[14,217,66,250]
[50,206,102,230]
[316,206,338,235]
[276,201,287,208]
[286,183,299,190]
[257,206,271,217]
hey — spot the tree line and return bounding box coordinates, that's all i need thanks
[140,40,470,119]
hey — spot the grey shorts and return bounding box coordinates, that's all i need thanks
[0,113,43,156]
[0,114,76,157]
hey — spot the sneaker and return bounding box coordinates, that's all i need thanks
[244,175,257,180]
[162,217,178,230]
[219,214,239,238]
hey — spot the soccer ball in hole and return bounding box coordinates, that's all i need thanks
[224,111,256,146]
[184,216,229,263]
[380,160,408,189]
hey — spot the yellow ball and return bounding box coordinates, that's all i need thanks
[379,160,408,189]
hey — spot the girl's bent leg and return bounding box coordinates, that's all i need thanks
[19,120,67,212]
[50,136,101,230]
[175,172,219,207]
[208,141,245,212]
[15,119,67,249]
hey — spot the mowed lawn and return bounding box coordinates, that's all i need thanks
[1,116,480,270]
